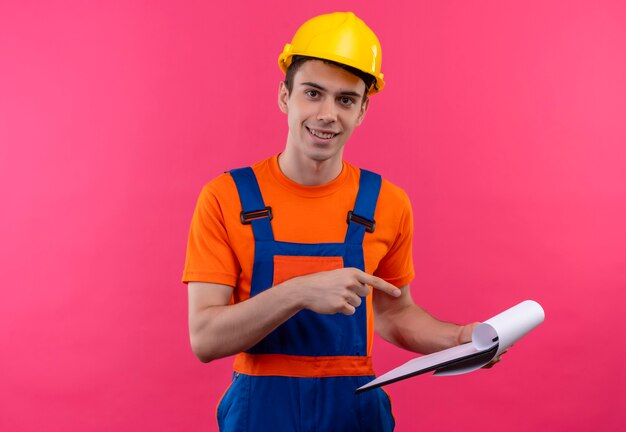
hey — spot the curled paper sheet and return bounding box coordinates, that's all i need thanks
[356,300,545,393]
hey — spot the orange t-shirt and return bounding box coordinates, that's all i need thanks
[183,155,415,298]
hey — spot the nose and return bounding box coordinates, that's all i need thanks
[317,98,337,123]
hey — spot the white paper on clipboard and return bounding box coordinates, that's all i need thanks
[356,300,545,393]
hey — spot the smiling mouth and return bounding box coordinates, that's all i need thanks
[306,127,339,140]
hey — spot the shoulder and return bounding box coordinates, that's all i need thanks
[346,162,411,208]
[377,177,413,229]
[201,156,274,199]
[379,177,411,207]
[198,173,236,209]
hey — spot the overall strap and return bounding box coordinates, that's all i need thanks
[345,169,382,245]
[229,167,274,241]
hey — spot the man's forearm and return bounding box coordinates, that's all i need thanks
[376,303,469,354]
[189,283,302,362]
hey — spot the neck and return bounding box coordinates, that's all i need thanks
[278,150,343,186]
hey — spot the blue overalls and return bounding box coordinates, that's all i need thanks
[217,167,395,432]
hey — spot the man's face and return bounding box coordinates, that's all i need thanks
[278,60,369,166]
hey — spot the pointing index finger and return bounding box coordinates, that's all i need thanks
[359,273,401,297]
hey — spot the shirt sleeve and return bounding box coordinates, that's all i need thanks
[374,189,415,288]
[182,180,240,286]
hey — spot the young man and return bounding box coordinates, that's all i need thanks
[184,12,481,431]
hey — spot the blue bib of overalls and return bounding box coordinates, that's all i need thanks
[229,166,381,358]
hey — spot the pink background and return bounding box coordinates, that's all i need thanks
[1,1,625,431]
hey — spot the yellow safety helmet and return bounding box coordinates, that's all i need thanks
[278,12,385,95]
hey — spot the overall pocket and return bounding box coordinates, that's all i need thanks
[217,372,250,432]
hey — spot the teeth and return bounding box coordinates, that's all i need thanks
[309,128,336,139]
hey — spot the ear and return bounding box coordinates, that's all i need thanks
[355,97,369,126]
[278,81,289,114]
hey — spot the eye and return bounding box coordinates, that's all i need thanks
[305,89,320,98]
[339,96,356,107]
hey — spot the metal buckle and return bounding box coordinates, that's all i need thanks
[240,207,273,224]
[346,210,376,233]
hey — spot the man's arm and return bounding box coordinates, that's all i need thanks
[373,284,477,354]
[188,281,302,363]
[188,268,401,362]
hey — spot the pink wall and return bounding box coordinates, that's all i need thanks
[1,1,625,431]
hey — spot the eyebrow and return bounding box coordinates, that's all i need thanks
[300,81,363,99]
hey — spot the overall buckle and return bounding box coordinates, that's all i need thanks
[347,211,376,233]
[240,207,273,224]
